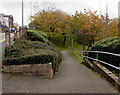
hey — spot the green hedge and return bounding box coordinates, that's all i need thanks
[89,37,120,74]
[91,37,120,53]
[3,39,62,73]
[26,30,50,44]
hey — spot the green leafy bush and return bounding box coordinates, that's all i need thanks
[91,37,120,54]
[26,30,49,44]
[89,37,120,74]
[3,39,62,73]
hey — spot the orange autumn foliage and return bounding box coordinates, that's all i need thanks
[30,10,71,37]
[71,10,118,41]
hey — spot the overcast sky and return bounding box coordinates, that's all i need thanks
[0,0,120,26]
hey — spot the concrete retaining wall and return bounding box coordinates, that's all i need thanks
[83,58,120,91]
[3,63,53,79]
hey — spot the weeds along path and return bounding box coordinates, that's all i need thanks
[2,50,118,93]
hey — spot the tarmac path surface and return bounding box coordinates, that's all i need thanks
[2,51,119,93]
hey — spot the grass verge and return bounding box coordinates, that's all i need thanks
[69,42,84,63]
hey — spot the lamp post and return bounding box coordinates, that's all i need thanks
[30,0,32,17]
[22,0,24,28]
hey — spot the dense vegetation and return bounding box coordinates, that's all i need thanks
[89,37,120,74]
[3,30,62,73]
[26,30,50,44]
[30,9,118,49]
[29,8,119,75]
[3,4,120,75]
[90,37,120,54]
[30,10,71,46]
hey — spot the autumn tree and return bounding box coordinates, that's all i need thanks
[71,10,102,49]
[30,10,71,46]
[30,7,118,49]
[71,9,118,50]
[98,17,118,39]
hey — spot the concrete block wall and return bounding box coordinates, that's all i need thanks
[3,63,53,79]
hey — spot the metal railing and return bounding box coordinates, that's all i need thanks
[74,50,120,80]
[75,50,120,82]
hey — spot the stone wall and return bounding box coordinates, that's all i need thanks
[3,63,53,79]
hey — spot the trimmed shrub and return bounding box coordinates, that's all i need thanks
[3,39,62,73]
[91,37,120,54]
[89,37,120,74]
[26,30,50,44]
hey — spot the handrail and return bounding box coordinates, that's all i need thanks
[84,55,120,70]
[75,50,120,57]
[74,50,120,70]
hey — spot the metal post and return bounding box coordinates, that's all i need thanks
[22,0,24,37]
[30,0,32,17]
[5,32,8,45]
[8,31,11,45]
[8,17,11,45]
[71,31,74,50]
[86,52,88,59]
[96,51,98,61]
[119,63,120,82]
[71,39,73,50]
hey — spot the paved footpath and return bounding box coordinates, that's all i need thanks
[2,51,119,93]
